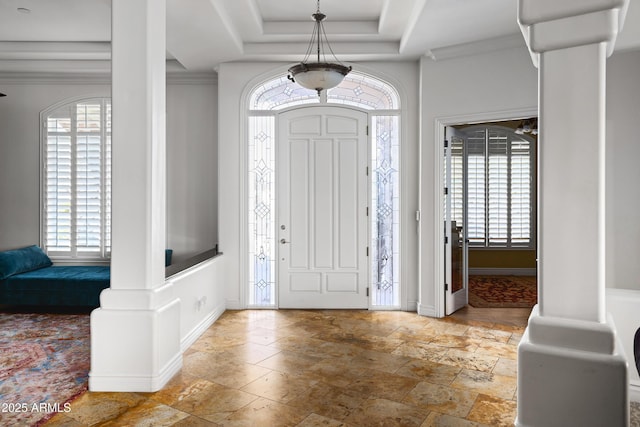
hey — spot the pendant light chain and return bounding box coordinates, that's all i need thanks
[287,0,352,95]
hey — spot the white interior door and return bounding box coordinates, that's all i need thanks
[278,107,369,309]
[445,127,469,315]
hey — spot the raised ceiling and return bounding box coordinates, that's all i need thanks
[0,0,638,73]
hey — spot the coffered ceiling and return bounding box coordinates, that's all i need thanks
[0,0,638,73]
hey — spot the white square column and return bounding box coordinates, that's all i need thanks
[89,0,182,392]
[517,1,629,425]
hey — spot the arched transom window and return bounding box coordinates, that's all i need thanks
[248,70,401,308]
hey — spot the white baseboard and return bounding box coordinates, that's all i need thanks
[225,299,243,310]
[181,302,226,352]
[418,303,439,318]
[90,352,182,392]
[469,268,536,276]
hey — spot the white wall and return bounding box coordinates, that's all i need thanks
[606,49,640,291]
[0,73,218,261]
[166,75,218,263]
[418,47,538,316]
[218,61,420,310]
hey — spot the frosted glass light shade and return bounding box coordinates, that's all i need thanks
[288,62,352,94]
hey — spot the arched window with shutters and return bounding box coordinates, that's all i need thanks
[41,97,112,261]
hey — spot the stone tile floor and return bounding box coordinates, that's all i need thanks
[44,307,639,426]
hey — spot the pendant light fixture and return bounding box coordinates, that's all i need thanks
[287,0,352,96]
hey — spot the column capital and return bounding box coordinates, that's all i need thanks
[518,0,629,64]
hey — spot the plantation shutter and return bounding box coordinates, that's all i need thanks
[466,131,486,244]
[44,98,111,259]
[488,131,508,245]
[461,127,534,248]
[510,137,532,245]
[46,112,73,252]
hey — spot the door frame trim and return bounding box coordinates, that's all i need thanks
[433,107,538,317]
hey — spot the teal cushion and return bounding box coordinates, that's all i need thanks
[0,245,53,280]
[165,249,173,267]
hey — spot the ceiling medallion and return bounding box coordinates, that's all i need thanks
[287,0,352,96]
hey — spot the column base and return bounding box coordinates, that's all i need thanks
[89,296,182,392]
[516,306,628,426]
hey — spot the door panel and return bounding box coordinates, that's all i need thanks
[278,107,369,309]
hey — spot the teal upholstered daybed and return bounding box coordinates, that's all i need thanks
[0,245,110,307]
[0,245,172,307]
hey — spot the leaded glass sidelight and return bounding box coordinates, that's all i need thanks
[248,116,276,306]
[371,115,400,307]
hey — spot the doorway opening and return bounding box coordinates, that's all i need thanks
[444,119,538,315]
[246,71,402,309]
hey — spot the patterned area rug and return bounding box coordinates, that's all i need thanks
[0,312,90,426]
[468,275,537,308]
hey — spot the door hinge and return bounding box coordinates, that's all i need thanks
[366,207,369,216]
[366,125,369,136]
[445,236,448,244]
[444,139,449,148]
[366,287,370,297]
[445,283,449,291]
[444,187,449,195]
[415,210,421,221]
[366,166,369,176]
[366,247,369,257]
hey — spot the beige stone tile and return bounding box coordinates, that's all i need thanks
[172,415,221,426]
[224,341,282,364]
[492,358,517,378]
[240,370,319,403]
[287,383,365,421]
[183,350,272,389]
[64,392,147,425]
[421,412,489,427]
[315,330,405,353]
[464,326,512,343]
[424,321,471,337]
[466,394,517,427]
[98,399,190,427]
[296,413,352,427]
[304,357,371,388]
[475,341,518,360]
[40,413,84,426]
[392,341,450,362]
[450,370,517,400]
[146,373,213,406]
[344,398,428,427]
[439,349,498,373]
[347,370,421,402]
[190,333,247,353]
[171,381,258,419]
[216,397,309,426]
[348,348,411,373]
[257,350,324,376]
[395,359,462,386]
[508,334,524,346]
[246,326,282,345]
[429,334,482,352]
[403,382,477,418]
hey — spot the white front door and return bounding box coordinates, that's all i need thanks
[278,107,369,309]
